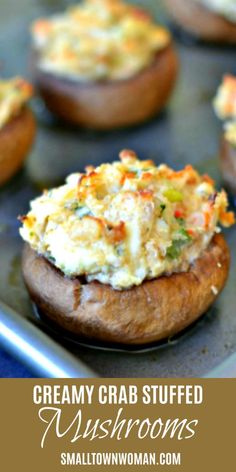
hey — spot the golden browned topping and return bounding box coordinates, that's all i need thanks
[20,150,234,289]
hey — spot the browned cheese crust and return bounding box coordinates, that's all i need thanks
[31,44,178,130]
[22,234,230,345]
[221,136,236,194]
[0,107,36,186]
[165,0,236,43]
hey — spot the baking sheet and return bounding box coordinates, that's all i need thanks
[0,0,236,377]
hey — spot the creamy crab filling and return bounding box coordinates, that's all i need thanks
[19,151,234,290]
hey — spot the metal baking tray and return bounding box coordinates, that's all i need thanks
[0,0,236,378]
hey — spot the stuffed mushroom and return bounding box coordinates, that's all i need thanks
[19,150,234,345]
[214,75,236,194]
[0,77,35,186]
[30,0,178,129]
[165,0,236,43]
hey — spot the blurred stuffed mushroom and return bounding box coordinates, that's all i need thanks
[30,0,178,130]
[0,77,35,186]
[214,75,236,195]
[165,0,236,43]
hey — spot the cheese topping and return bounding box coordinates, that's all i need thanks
[0,77,33,130]
[31,0,170,81]
[214,75,236,147]
[197,0,236,22]
[19,150,234,290]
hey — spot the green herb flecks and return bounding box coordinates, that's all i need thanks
[75,206,93,219]
[167,229,192,259]
[160,203,166,215]
[115,245,124,256]
[176,217,185,227]
[64,201,81,211]
[48,255,56,264]
[65,201,93,219]
[128,167,153,177]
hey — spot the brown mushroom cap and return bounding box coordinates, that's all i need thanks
[0,107,36,186]
[22,234,230,346]
[165,0,236,43]
[31,44,178,130]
